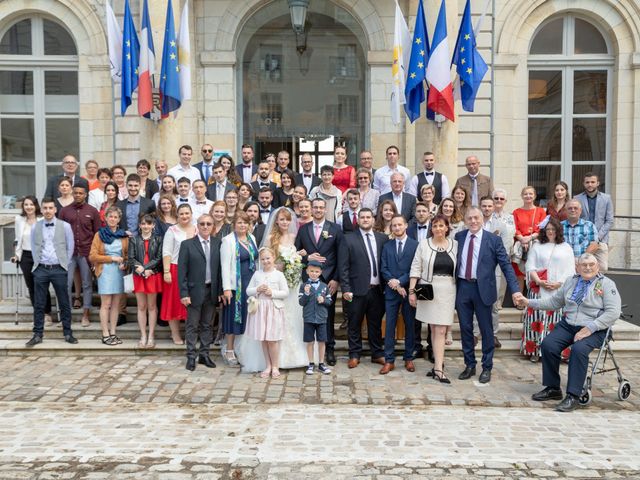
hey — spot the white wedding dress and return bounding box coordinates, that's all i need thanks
[236,244,309,372]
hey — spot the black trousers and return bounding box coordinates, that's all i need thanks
[185,288,216,359]
[33,265,72,337]
[19,251,52,314]
[347,286,385,359]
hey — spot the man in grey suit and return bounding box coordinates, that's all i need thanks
[205,163,235,201]
[43,154,89,199]
[178,213,222,371]
[378,172,416,223]
[574,172,614,271]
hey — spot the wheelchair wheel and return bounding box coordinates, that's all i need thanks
[618,380,631,401]
[579,389,592,406]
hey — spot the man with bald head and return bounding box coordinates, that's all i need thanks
[454,155,494,207]
[44,154,90,199]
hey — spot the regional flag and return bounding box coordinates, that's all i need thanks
[403,0,429,123]
[138,0,156,117]
[426,0,455,121]
[178,1,192,102]
[390,0,410,125]
[105,1,122,82]
[452,0,488,112]
[159,0,181,116]
[120,0,140,116]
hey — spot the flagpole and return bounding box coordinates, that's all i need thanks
[489,0,495,179]
[111,76,117,166]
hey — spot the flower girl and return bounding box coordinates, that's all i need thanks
[245,247,289,378]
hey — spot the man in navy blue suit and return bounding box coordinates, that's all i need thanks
[380,215,418,374]
[455,207,523,383]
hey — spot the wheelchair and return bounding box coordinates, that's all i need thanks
[579,306,633,406]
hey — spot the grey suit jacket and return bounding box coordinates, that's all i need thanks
[574,192,614,243]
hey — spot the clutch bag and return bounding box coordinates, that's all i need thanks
[414,283,434,301]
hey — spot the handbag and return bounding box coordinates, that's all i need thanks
[247,295,258,314]
[123,273,134,294]
[414,283,434,301]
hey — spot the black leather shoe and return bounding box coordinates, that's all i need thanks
[555,394,580,412]
[64,335,78,344]
[186,358,196,371]
[25,335,42,347]
[117,314,127,326]
[532,387,563,402]
[458,366,476,380]
[479,369,491,384]
[325,350,336,366]
[198,355,216,368]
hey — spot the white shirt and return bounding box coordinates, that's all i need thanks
[240,163,254,183]
[359,228,379,285]
[300,171,314,192]
[337,208,359,228]
[167,164,202,186]
[373,164,411,195]
[458,228,483,280]
[395,235,408,256]
[260,206,273,225]
[190,198,213,222]
[407,170,451,198]
[215,181,228,201]
[392,192,404,213]
[415,221,429,242]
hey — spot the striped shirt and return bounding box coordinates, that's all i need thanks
[562,218,597,257]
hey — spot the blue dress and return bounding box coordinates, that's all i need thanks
[222,244,255,335]
[97,239,125,295]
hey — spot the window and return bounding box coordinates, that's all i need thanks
[527,15,612,199]
[0,16,78,209]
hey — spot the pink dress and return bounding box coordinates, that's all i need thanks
[244,270,288,341]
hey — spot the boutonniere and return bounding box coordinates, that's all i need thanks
[321,231,332,240]
[594,280,604,296]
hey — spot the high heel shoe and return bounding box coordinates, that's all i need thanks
[432,369,451,384]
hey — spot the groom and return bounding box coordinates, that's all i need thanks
[295,197,343,366]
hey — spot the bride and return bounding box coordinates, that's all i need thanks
[237,207,309,371]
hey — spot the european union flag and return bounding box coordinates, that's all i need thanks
[403,0,429,123]
[160,0,181,116]
[452,0,488,112]
[120,0,139,116]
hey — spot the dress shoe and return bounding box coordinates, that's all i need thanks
[198,355,217,368]
[404,360,415,372]
[25,335,43,347]
[473,336,479,347]
[186,358,196,371]
[531,386,563,402]
[379,362,395,374]
[117,314,127,326]
[371,356,385,365]
[325,350,337,366]
[347,358,360,369]
[555,394,580,412]
[458,366,476,380]
[494,336,502,349]
[479,369,491,384]
[64,335,78,344]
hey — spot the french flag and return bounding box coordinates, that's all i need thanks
[138,0,155,117]
[426,0,455,121]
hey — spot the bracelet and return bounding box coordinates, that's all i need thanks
[408,289,415,294]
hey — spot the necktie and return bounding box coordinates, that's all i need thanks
[314,224,321,243]
[471,175,478,206]
[204,164,210,183]
[397,240,403,258]
[570,279,591,305]
[365,233,377,277]
[45,223,54,227]
[203,240,211,283]
[352,212,357,226]
[465,234,476,281]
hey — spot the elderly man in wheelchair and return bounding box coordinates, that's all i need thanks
[517,252,622,412]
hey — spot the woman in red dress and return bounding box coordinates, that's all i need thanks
[512,186,547,292]
[546,180,569,221]
[331,145,356,194]
[129,214,164,348]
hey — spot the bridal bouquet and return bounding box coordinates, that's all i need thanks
[280,249,303,288]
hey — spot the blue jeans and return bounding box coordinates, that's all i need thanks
[541,320,607,396]
[33,265,72,337]
[384,295,416,363]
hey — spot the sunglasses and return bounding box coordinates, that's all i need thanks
[202,149,213,153]
[493,197,505,201]
[198,222,213,226]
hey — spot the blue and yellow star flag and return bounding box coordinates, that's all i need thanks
[452,0,488,112]
[120,0,139,116]
[159,0,181,117]
[403,0,429,123]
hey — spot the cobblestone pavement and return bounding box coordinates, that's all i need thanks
[0,355,638,478]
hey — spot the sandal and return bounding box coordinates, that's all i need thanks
[172,337,184,345]
[271,369,281,379]
[146,337,155,349]
[73,296,82,309]
[432,369,451,384]
[260,369,271,378]
[110,334,122,345]
[101,335,116,346]
[225,350,239,367]
[138,338,147,348]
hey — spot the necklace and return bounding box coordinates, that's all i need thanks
[432,239,447,252]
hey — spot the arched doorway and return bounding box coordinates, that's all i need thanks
[237,1,367,172]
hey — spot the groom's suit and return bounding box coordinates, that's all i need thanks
[295,220,343,354]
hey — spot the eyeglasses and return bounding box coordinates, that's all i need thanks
[202,149,213,153]
[493,197,505,201]
[63,161,77,165]
[198,222,213,226]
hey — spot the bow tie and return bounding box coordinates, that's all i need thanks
[260,209,270,214]
[424,172,434,176]
[179,198,189,202]
[259,182,269,187]
[304,174,312,178]
[417,225,428,230]
[242,164,252,168]
[196,201,207,205]
[45,223,54,227]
